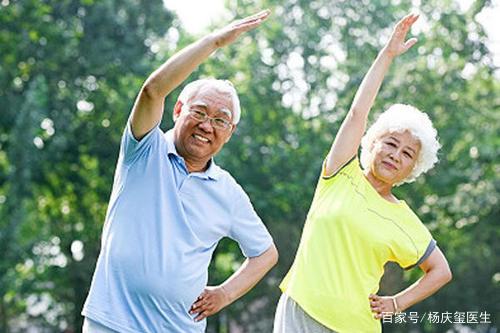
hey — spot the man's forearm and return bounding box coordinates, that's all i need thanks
[144,34,219,99]
[221,244,278,303]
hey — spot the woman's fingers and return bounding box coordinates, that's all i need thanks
[404,37,418,50]
[396,13,419,34]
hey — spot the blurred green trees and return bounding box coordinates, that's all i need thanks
[0,0,498,332]
[0,0,174,331]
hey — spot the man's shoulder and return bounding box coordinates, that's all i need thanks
[214,166,247,194]
[214,166,237,185]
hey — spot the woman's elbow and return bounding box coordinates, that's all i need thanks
[441,266,453,285]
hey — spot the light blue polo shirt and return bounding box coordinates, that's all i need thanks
[82,123,274,333]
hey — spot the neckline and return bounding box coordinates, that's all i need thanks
[164,129,220,180]
[361,170,405,207]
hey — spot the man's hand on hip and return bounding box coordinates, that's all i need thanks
[189,286,231,322]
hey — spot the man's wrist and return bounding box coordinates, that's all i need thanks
[220,285,232,305]
[197,33,219,53]
[206,31,225,49]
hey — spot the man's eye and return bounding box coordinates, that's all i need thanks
[191,110,205,117]
[214,118,228,125]
[386,142,397,147]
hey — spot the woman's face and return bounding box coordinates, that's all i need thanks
[369,130,421,185]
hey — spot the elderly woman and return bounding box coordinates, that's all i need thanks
[274,14,452,333]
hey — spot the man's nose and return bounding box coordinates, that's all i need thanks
[197,118,214,132]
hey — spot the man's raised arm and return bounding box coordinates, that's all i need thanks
[129,10,271,140]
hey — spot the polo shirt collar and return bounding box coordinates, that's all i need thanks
[164,129,221,181]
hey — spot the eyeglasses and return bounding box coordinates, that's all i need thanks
[187,109,233,131]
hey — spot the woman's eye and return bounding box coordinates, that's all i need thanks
[386,142,397,147]
[404,152,413,158]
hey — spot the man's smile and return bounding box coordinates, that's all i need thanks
[192,133,210,143]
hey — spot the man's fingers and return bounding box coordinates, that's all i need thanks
[190,293,209,313]
[232,9,270,29]
[244,9,271,22]
[194,310,209,322]
[190,300,204,313]
[238,19,264,31]
[234,17,266,31]
[194,305,216,321]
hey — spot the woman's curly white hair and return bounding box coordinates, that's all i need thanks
[360,104,441,185]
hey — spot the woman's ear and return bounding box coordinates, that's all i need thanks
[173,101,183,121]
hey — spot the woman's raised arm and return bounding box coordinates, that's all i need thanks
[324,14,419,176]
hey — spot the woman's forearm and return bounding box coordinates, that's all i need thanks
[349,48,394,118]
[395,267,452,312]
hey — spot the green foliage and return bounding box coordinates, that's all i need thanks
[200,0,499,332]
[0,0,174,331]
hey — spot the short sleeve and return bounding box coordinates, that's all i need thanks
[120,121,162,166]
[389,216,436,270]
[321,156,358,180]
[228,185,274,258]
[315,157,361,197]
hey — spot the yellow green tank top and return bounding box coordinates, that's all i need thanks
[280,158,435,333]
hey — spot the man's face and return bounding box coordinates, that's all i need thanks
[173,85,236,167]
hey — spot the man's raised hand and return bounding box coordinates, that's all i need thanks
[212,9,271,48]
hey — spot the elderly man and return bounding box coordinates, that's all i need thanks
[81,10,278,333]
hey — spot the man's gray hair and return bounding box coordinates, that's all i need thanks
[360,104,441,185]
[177,78,241,124]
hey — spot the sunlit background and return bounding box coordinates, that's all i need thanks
[165,0,500,70]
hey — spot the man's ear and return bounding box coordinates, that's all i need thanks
[225,124,237,143]
[173,101,183,122]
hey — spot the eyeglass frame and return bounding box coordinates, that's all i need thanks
[185,107,234,131]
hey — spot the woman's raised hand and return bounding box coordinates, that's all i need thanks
[384,13,419,58]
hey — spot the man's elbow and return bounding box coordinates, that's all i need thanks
[266,244,279,268]
[141,80,162,100]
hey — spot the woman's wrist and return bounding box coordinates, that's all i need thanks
[392,296,401,314]
[380,46,397,60]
